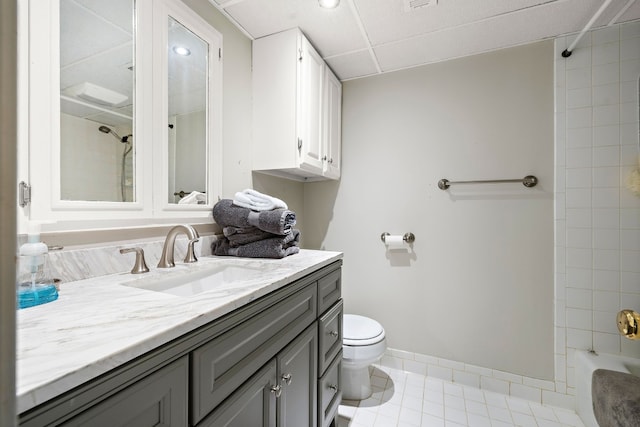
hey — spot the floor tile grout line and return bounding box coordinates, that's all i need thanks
[338,365,585,427]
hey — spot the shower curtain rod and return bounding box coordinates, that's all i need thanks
[562,0,614,58]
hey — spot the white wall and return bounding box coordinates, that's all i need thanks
[60,113,130,202]
[555,21,640,395]
[304,41,555,380]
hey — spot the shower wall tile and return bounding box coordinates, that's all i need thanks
[592,26,619,45]
[556,26,640,410]
[566,107,592,128]
[593,125,620,146]
[593,269,620,291]
[620,59,640,81]
[592,63,619,86]
[620,21,640,39]
[592,208,619,228]
[592,42,619,66]
[593,167,620,187]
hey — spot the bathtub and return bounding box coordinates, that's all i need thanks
[575,350,640,427]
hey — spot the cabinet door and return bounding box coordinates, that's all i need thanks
[277,324,318,427]
[322,68,341,180]
[199,361,277,427]
[297,36,324,175]
[61,356,188,427]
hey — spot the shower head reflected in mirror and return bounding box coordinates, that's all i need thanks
[98,125,131,143]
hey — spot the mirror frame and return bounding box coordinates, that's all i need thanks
[19,0,222,232]
[153,0,222,214]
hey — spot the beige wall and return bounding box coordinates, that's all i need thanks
[304,41,555,380]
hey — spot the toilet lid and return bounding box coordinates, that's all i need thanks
[343,314,385,346]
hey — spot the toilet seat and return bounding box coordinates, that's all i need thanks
[343,314,385,346]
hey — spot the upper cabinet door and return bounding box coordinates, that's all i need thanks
[322,68,341,180]
[297,36,324,176]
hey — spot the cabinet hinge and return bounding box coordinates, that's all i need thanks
[19,181,31,208]
[298,48,303,62]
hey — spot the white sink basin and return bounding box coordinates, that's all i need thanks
[120,262,272,297]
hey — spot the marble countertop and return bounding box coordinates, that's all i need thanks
[16,249,342,414]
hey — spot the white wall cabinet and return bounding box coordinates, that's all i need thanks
[252,28,341,182]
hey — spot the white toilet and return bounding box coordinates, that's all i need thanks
[342,314,387,400]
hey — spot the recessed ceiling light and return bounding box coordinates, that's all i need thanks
[319,0,340,9]
[172,45,191,56]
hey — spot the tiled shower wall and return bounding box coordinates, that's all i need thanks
[555,20,640,399]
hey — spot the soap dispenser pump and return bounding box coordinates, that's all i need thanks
[17,222,58,309]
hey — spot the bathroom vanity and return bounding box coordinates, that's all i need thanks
[17,250,343,427]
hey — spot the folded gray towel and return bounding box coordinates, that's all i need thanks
[223,226,277,248]
[212,229,300,259]
[212,199,296,235]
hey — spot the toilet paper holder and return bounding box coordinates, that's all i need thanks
[380,232,415,244]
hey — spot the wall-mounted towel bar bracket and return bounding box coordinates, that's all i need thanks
[437,175,538,191]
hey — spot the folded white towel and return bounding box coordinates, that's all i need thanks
[232,189,288,212]
[178,191,207,205]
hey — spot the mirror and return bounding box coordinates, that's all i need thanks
[59,0,135,203]
[167,16,208,205]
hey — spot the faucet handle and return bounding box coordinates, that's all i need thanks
[119,247,150,274]
[184,238,199,263]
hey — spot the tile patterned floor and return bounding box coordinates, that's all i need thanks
[338,366,586,427]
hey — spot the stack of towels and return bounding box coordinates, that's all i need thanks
[211,189,300,259]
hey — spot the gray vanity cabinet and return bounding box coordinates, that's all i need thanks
[61,356,189,427]
[200,324,318,427]
[18,260,342,427]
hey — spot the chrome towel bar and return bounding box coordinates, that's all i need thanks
[438,175,538,190]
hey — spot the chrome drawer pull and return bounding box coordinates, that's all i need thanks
[328,330,339,337]
[281,373,292,386]
[270,384,282,398]
[328,384,338,393]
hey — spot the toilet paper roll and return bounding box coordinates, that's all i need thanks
[384,235,406,249]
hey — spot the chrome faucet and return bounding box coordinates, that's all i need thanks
[157,224,200,268]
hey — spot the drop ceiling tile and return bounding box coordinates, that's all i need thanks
[223,0,367,57]
[325,50,379,80]
[373,0,600,73]
[75,0,134,35]
[60,0,132,66]
[353,0,574,46]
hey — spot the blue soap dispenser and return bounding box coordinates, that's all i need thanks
[17,222,59,309]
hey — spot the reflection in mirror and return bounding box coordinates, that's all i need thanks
[59,0,135,202]
[167,16,208,205]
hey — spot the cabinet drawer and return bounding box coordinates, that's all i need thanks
[191,283,317,424]
[62,356,189,427]
[317,268,341,315]
[318,300,343,376]
[318,351,342,427]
